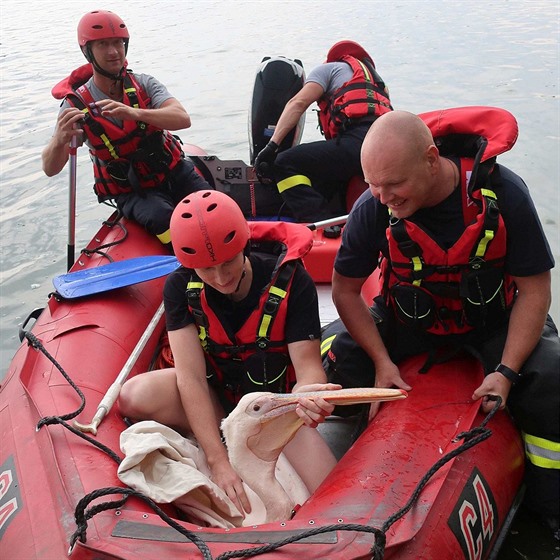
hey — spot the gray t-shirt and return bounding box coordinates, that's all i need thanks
[305,61,353,98]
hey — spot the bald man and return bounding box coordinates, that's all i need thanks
[327,109,559,536]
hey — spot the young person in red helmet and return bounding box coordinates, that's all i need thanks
[119,190,340,516]
[42,10,209,248]
[254,40,392,221]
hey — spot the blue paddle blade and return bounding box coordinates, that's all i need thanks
[53,255,180,299]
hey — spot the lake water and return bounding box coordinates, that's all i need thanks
[2,1,558,374]
[0,0,558,555]
[1,1,558,368]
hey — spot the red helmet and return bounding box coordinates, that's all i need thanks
[77,10,129,47]
[326,40,375,67]
[171,191,250,269]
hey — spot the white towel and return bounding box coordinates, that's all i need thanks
[118,420,307,528]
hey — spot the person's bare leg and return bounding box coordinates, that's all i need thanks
[118,368,224,434]
[284,426,337,492]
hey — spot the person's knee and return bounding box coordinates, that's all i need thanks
[118,375,151,420]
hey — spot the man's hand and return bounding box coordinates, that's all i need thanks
[369,359,412,421]
[254,140,279,182]
[293,383,342,427]
[472,371,512,413]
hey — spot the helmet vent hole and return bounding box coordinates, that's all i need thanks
[181,247,196,256]
[207,202,218,212]
[92,25,103,30]
[181,212,193,219]
[224,231,236,244]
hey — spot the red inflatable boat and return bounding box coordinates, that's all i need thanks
[0,57,524,560]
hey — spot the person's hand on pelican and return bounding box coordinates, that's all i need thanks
[292,383,342,427]
[210,455,252,517]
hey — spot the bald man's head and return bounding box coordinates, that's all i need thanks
[362,110,434,166]
[360,111,448,218]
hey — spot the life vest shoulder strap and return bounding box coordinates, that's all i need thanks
[186,260,297,355]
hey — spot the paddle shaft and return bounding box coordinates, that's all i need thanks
[306,214,349,231]
[67,136,78,271]
[73,302,165,435]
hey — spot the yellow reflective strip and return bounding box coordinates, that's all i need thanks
[199,326,207,346]
[475,230,495,257]
[269,286,288,299]
[480,188,497,199]
[99,133,119,159]
[523,432,560,469]
[187,281,204,289]
[258,315,272,337]
[247,366,286,386]
[411,256,422,286]
[156,229,172,245]
[321,334,336,356]
[277,174,312,193]
[356,59,371,82]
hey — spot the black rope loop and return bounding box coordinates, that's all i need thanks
[80,219,128,261]
[21,331,123,463]
[214,524,385,560]
[70,487,213,560]
[21,332,87,428]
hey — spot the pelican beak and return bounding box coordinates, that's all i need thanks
[250,387,407,422]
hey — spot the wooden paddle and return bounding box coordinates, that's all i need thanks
[52,214,349,299]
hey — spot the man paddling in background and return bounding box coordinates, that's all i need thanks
[42,10,210,249]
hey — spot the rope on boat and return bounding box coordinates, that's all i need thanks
[213,398,501,560]
[23,327,502,559]
[69,487,213,560]
[80,214,128,262]
[23,331,123,464]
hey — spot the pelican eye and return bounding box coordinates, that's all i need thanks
[252,404,261,412]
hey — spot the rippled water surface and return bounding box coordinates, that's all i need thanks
[0,1,559,556]
[1,0,558,372]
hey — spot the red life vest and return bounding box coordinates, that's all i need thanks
[380,107,519,335]
[186,221,314,406]
[55,64,183,199]
[318,54,392,139]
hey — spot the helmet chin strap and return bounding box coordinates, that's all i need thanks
[234,256,247,294]
[84,45,126,83]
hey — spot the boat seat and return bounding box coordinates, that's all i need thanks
[317,413,366,461]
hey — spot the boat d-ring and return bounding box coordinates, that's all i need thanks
[18,307,44,343]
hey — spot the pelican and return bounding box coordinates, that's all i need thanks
[221,387,407,524]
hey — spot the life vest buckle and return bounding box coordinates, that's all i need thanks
[256,337,270,350]
[264,295,281,314]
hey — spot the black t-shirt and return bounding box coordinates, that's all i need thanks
[335,162,555,279]
[164,252,321,344]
